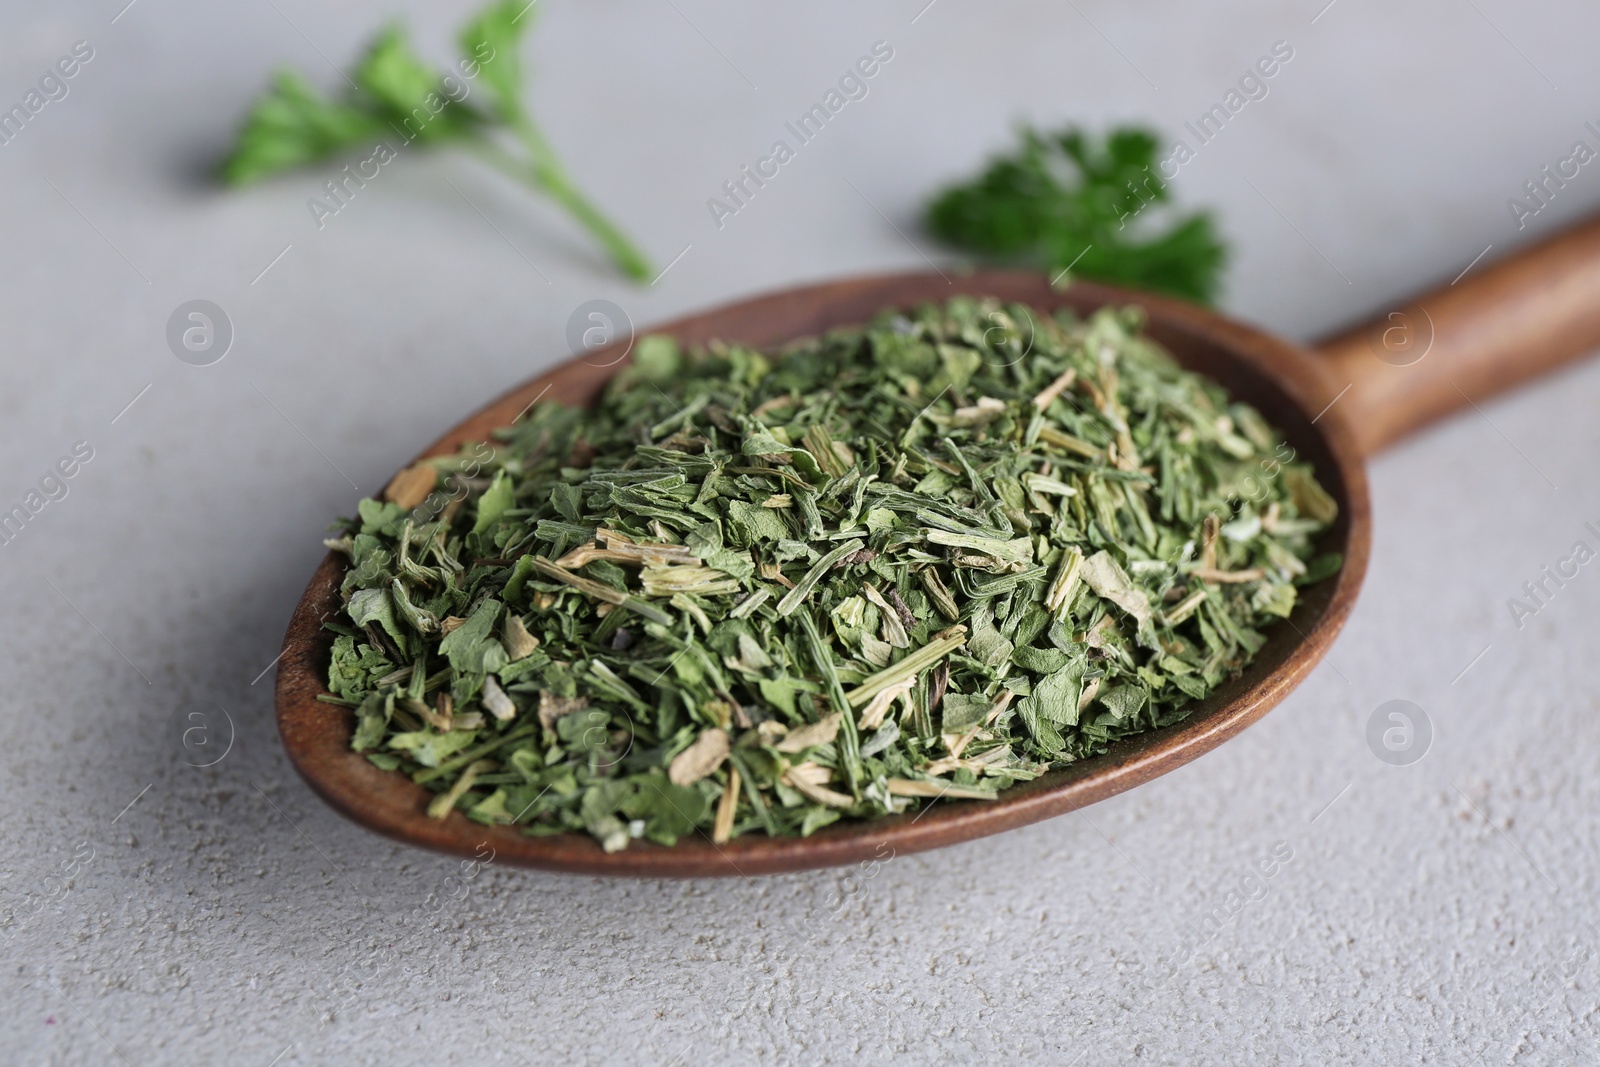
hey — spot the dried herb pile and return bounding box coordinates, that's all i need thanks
[322,298,1340,851]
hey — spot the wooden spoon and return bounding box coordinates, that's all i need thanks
[276,216,1600,876]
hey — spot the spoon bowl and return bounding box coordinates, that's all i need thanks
[277,271,1370,875]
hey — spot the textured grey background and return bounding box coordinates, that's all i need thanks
[3,1,1599,1064]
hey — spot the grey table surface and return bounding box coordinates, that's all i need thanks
[4,1,1600,1064]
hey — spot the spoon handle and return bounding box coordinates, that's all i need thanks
[1315,213,1600,455]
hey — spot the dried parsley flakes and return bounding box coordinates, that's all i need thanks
[321,297,1340,851]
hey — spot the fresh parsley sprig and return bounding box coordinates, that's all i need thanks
[221,1,654,282]
[926,126,1227,304]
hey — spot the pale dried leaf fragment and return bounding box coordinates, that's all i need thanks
[668,728,731,786]
[1045,546,1083,615]
[1161,587,1208,627]
[968,743,1015,768]
[503,615,541,660]
[528,557,674,626]
[537,690,589,733]
[1032,367,1077,410]
[384,461,438,509]
[373,664,414,688]
[946,689,1016,759]
[920,567,960,620]
[728,587,773,620]
[1081,550,1152,626]
[920,756,984,777]
[1081,612,1122,650]
[1022,472,1076,497]
[403,695,452,732]
[557,530,702,568]
[439,616,468,636]
[1190,566,1266,584]
[857,677,914,732]
[482,675,517,721]
[598,528,698,558]
[641,563,741,598]
[1283,466,1338,524]
[552,542,606,569]
[724,632,773,674]
[1034,424,1103,458]
[758,562,795,589]
[862,584,910,649]
[782,762,855,808]
[886,778,996,801]
[427,759,494,819]
[775,712,841,753]
[713,765,741,844]
[842,626,968,709]
[1201,513,1219,571]
[925,743,1014,777]
[951,396,1007,426]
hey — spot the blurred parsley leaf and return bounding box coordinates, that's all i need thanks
[353,27,468,139]
[220,71,387,184]
[220,1,652,281]
[926,126,1228,304]
[460,1,528,120]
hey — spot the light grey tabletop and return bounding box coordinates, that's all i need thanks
[4,1,1599,1064]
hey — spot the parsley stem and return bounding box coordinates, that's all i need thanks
[467,121,654,283]
[413,723,539,785]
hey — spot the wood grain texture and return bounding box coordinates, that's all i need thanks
[1316,212,1600,455]
[275,271,1372,876]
